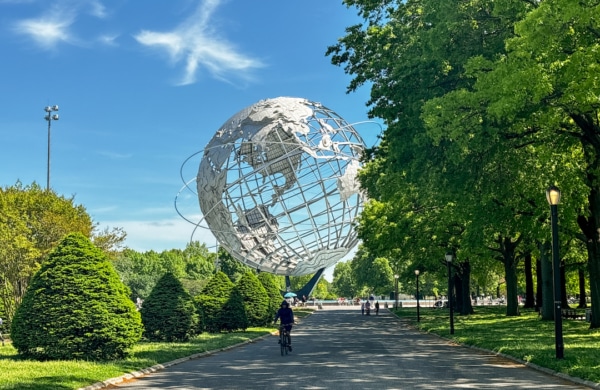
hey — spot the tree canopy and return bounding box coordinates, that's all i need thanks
[329,0,599,324]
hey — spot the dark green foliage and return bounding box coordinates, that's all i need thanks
[236,272,270,327]
[258,272,284,320]
[140,273,198,342]
[221,287,249,332]
[195,272,233,332]
[217,248,251,282]
[10,233,142,361]
[195,272,248,332]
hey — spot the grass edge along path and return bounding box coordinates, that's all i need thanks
[393,306,600,388]
[0,308,315,390]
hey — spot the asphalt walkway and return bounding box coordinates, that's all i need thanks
[104,307,595,389]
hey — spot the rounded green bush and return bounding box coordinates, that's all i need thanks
[258,272,284,320]
[221,287,249,332]
[237,272,270,326]
[140,272,198,341]
[10,233,142,361]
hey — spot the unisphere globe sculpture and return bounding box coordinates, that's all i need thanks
[197,97,366,276]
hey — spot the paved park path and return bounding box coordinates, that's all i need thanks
[107,306,596,390]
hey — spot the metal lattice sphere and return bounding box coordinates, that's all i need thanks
[197,97,366,276]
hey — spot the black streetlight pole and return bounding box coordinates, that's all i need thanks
[546,185,564,359]
[394,274,399,309]
[44,105,59,191]
[445,252,455,335]
[415,269,420,322]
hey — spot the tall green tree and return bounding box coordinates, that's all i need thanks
[328,0,548,316]
[350,247,394,296]
[217,247,251,282]
[331,261,357,298]
[0,182,94,320]
[422,0,600,326]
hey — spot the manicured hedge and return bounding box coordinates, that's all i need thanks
[140,272,198,341]
[195,272,248,332]
[11,233,142,360]
[237,272,270,326]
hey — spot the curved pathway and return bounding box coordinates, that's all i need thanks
[108,307,594,389]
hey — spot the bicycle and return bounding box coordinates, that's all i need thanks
[278,325,292,356]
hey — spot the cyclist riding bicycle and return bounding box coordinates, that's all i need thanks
[274,300,295,351]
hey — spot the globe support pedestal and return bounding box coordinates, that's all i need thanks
[282,268,325,300]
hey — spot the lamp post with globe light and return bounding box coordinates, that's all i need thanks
[445,252,455,334]
[394,274,399,309]
[415,270,420,322]
[44,105,59,191]
[546,185,564,359]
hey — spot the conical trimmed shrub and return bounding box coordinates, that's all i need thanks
[140,272,198,341]
[221,287,249,332]
[195,271,248,332]
[11,233,142,360]
[237,272,269,326]
[258,272,284,321]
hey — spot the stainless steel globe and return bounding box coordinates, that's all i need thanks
[196,97,366,276]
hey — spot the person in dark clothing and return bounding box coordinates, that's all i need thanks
[274,300,295,351]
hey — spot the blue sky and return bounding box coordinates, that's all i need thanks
[0,0,381,276]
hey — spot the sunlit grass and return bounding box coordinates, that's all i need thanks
[394,306,600,384]
[0,309,317,390]
[0,328,273,390]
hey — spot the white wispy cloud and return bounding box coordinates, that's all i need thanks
[97,34,119,46]
[86,0,107,18]
[11,0,109,49]
[13,11,76,49]
[134,0,263,86]
[97,150,133,160]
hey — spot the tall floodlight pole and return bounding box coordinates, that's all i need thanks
[415,269,420,322]
[44,105,59,190]
[394,274,399,309]
[546,185,564,359]
[445,252,455,335]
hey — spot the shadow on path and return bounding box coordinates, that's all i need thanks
[107,308,592,390]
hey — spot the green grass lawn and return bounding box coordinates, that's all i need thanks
[0,308,316,390]
[393,305,600,384]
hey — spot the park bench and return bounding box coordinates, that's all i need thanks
[561,308,585,320]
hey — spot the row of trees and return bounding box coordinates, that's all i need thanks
[0,182,339,328]
[327,0,599,326]
[9,232,288,360]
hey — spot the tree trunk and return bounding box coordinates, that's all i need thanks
[540,242,554,320]
[577,190,600,328]
[457,260,474,315]
[523,252,535,309]
[586,237,600,328]
[454,273,463,314]
[578,267,587,309]
[497,236,520,316]
[503,258,519,316]
[535,257,543,312]
[575,116,600,329]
